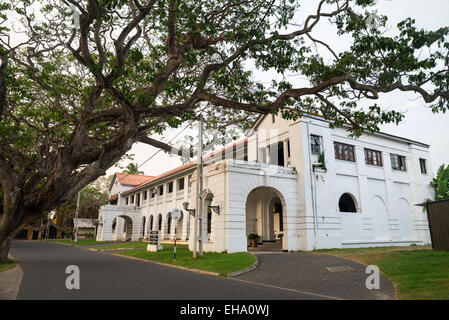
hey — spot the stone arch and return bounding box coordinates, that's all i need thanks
[225,172,295,252]
[116,215,134,241]
[95,206,141,242]
[338,193,358,213]
[245,186,288,249]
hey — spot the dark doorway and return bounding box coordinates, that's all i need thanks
[274,201,283,231]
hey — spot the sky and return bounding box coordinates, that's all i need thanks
[108,0,449,177]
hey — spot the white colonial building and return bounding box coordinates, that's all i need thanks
[96,114,434,252]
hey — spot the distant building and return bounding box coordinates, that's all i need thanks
[96,114,434,252]
[74,218,97,238]
[15,212,65,240]
[108,172,154,205]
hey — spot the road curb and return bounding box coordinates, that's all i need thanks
[0,254,23,300]
[89,247,143,252]
[110,253,222,277]
[227,254,259,277]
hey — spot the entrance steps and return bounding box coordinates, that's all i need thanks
[248,240,283,252]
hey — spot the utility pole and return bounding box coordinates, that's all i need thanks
[193,115,204,258]
[74,191,81,243]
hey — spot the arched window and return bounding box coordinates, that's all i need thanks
[149,216,153,231]
[167,214,172,234]
[338,193,357,212]
[142,217,146,237]
[158,214,162,231]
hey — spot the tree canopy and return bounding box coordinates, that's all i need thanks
[0,0,448,259]
[124,162,144,174]
[431,164,449,201]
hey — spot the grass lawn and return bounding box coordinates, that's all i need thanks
[43,238,111,246]
[315,245,449,300]
[0,259,16,272]
[117,247,256,276]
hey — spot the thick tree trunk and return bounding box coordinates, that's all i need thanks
[0,191,28,261]
[0,231,15,261]
[0,220,24,261]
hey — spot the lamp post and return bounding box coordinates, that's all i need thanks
[74,191,80,243]
[183,202,195,217]
[193,115,204,258]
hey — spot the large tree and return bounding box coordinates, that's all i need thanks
[431,164,449,201]
[0,0,448,259]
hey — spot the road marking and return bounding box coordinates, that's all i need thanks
[226,277,343,300]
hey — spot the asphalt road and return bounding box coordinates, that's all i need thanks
[10,241,332,300]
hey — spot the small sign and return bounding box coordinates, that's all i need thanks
[149,230,159,245]
[147,230,162,252]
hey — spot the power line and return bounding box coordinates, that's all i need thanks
[118,118,197,182]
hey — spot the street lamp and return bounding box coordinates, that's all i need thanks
[183,201,196,217]
[208,205,220,214]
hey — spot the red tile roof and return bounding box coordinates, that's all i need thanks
[115,172,154,187]
[121,138,248,195]
[109,193,118,201]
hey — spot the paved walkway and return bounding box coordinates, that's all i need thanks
[8,241,395,300]
[9,241,328,300]
[0,260,23,300]
[235,252,395,300]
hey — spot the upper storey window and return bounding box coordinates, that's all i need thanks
[310,135,322,155]
[334,142,355,162]
[365,148,383,166]
[178,177,185,190]
[390,154,406,171]
[419,158,427,174]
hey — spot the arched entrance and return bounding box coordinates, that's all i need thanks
[246,187,286,251]
[115,215,133,241]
